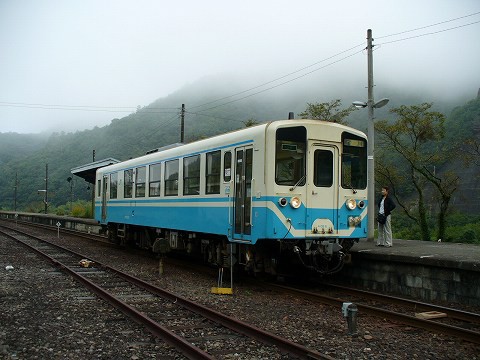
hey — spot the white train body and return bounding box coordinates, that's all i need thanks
[95,120,368,274]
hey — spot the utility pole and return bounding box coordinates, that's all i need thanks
[91,150,96,217]
[67,177,74,215]
[353,29,389,241]
[44,163,48,214]
[366,29,375,241]
[14,172,18,211]
[180,104,185,143]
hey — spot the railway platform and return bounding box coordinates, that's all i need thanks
[340,239,480,306]
[352,238,480,271]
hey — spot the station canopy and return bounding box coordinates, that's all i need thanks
[71,158,120,184]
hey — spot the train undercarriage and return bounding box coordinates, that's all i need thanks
[104,223,355,276]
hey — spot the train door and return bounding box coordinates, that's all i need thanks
[101,175,108,222]
[307,144,339,234]
[233,146,253,240]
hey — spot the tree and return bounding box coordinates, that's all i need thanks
[376,103,459,241]
[464,138,480,167]
[243,118,259,127]
[299,99,356,125]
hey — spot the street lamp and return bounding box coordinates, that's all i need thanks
[353,98,389,241]
[37,189,48,214]
[353,29,390,242]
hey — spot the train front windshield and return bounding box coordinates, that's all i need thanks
[341,133,367,190]
[275,126,306,186]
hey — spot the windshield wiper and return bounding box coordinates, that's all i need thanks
[347,183,357,194]
[290,175,306,192]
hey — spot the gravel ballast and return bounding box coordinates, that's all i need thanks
[1,229,479,359]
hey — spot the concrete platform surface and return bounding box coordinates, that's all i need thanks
[351,238,480,272]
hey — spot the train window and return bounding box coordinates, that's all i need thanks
[110,173,118,199]
[314,150,333,187]
[135,166,146,197]
[97,179,101,197]
[224,151,232,182]
[124,169,133,198]
[341,133,367,190]
[206,150,221,194]
[184,155,200,195]
[149,163,161,197]
[275,126,306,186]
[165,159,179,196]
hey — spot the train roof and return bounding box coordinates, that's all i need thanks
[96,119,366,174]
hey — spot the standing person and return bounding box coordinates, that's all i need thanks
[376,186,396,247]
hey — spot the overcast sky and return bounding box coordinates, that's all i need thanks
[1,0,479,134]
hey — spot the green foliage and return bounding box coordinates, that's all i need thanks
[376,103,459,242]
[52,200,92,218]
[54,205,67,216]
[71,201,93,218]
[392,211,480,244]
[392,211,430,240]
[441,213,480,243]
[445,97,480,142]
[461,229,478,243]
[243,118,259,127]
[446,97,480,167]
[299,99,355,125]
[0,133,48,164]
[444,225,480,244]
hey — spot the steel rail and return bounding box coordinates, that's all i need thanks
[103,265,333,360]
[323,283,480,324]
[268,283,480,345]
[2,218,108,242]
[1,227,333,360]
[0,229,214,360]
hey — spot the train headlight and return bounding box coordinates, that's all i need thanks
[278,197,288,207]
[290,196,302,209]
[345,199,357,210]
[358,200,366,209]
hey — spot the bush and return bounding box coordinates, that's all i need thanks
[462,229,478,243]
[443,222,480,243]
[392,211,480,243]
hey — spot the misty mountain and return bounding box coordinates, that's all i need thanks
[0,75,478,212]
[0,132,49,165]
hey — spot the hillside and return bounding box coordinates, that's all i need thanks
[444,97,480,213]
[0,76,478,213]
[0,132,49,165]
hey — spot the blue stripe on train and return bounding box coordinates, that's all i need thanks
[96,197,366,242]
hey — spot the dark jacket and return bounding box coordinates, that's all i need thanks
[378,195,396,216]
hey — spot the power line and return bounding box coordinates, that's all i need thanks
[192,13,480,115]
[2,12,479,121]
[189,42,366,111]
[184,111,244,124]
[377,20,480,46]
[0,103,134,113]
[376,11,480,39]
[0,101,179,113]
[141,12,480,135]
[194,49,365,113]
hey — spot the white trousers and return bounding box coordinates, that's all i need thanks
[377,215,393,247]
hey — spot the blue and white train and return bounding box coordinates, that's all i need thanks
[95,119,368,275]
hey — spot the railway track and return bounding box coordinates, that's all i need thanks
[0,225,332,359]
[265,282,480,345]
[2,218,109,244]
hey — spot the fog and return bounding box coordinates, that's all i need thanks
[0,0,479,133]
